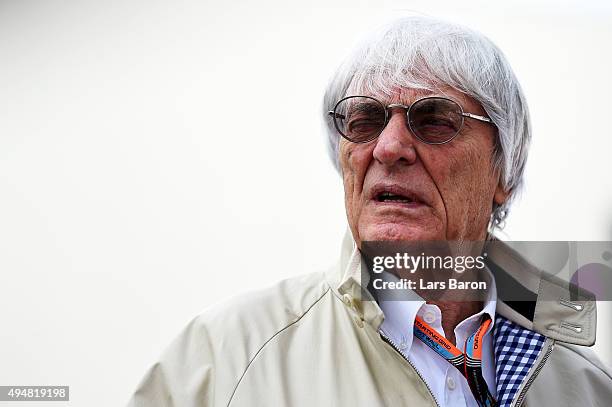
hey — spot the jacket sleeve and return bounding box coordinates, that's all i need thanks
[126,316,217,407]
[125,273,325,407]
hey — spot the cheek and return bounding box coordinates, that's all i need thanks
[340,143,375,230]
[340,143,372,196]
[430,142,497,221]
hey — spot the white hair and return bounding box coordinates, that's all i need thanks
[322,16,531,226]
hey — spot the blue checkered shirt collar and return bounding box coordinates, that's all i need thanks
[493,315,547,407]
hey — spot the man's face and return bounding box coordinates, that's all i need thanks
[340,86,508,247]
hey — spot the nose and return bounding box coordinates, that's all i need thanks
[372,110,418,167]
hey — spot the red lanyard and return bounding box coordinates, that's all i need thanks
[413,315,497,407]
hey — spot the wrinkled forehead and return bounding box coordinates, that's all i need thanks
[345,71,470,107]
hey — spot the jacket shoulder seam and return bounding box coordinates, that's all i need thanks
[556,343,612,380]
[226,283,331,406]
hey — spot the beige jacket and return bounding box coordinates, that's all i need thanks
[128,234,612,406]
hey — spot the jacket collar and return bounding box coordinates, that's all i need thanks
[329,229,597,346]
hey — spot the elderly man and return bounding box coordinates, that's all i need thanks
[128,17,611,407]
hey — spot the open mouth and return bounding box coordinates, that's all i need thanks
[370,185,427,208]
[375,191,416,204]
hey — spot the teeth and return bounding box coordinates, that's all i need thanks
[378,192,412,202]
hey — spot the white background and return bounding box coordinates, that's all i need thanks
[1,1,611,406]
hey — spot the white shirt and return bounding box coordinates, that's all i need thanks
[377,271,497,407]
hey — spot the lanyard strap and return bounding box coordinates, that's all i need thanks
[413,315,497,407]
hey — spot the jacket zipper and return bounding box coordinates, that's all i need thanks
[511,339,555,407]
[379,330,441,407]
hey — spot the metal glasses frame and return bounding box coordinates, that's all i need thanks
[328,95,494,145]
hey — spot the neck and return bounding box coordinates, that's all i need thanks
[425,300,483,346]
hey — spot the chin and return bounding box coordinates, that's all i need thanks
[360,223,442,242]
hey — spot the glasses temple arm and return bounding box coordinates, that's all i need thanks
[462,112,493,123]
[328,111,346,120]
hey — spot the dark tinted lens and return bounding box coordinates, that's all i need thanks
[334,96,386,143]
[409,98,463,144]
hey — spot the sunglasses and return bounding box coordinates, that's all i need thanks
[328,95,494,144]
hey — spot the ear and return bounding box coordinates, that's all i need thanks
[493,178,510,206]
